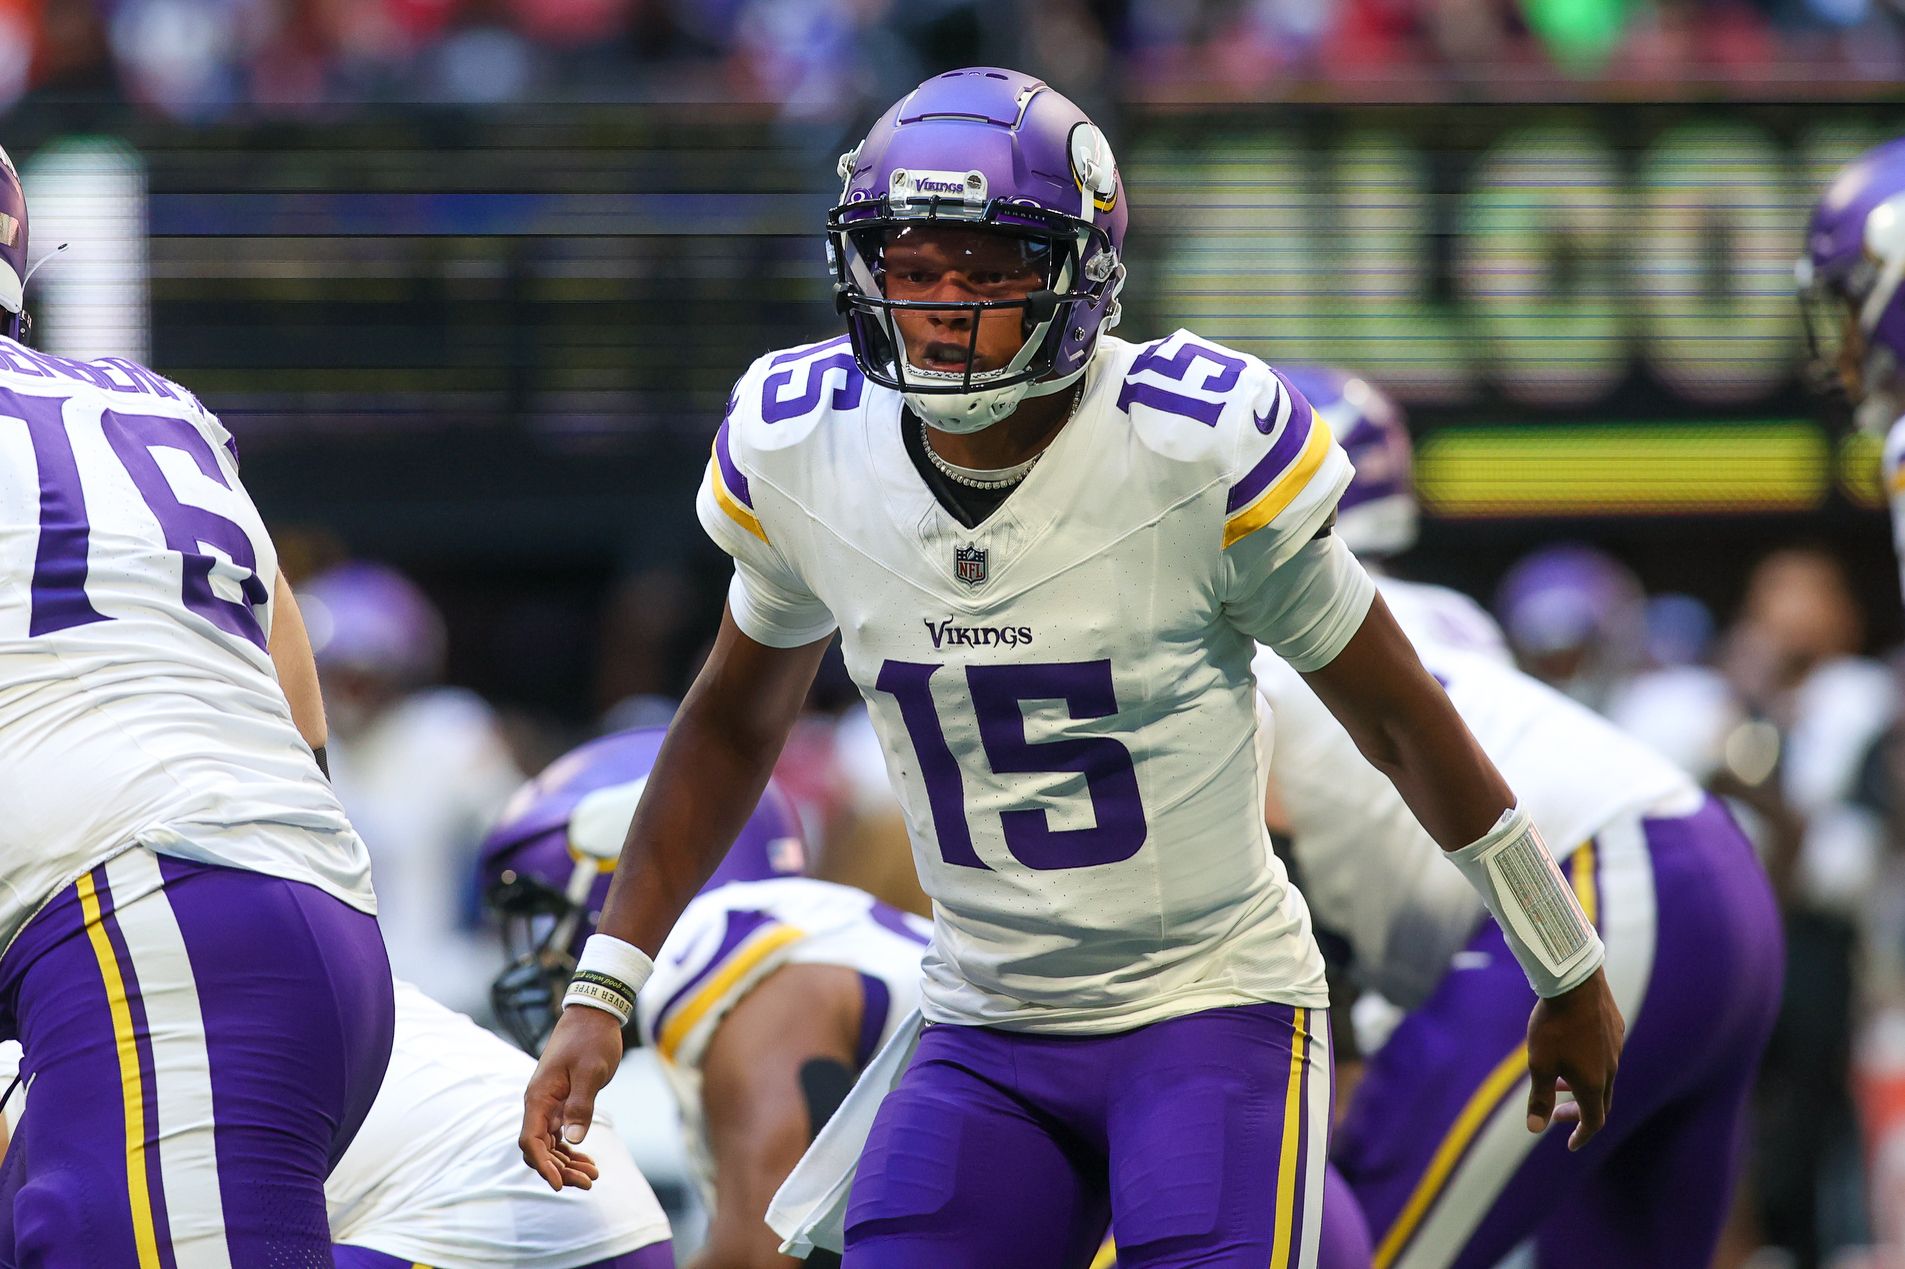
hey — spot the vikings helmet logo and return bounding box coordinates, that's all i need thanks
[1068,123,1119,218]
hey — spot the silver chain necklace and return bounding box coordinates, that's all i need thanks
[920,383,1083,492]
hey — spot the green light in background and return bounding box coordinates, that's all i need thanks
[1417,421,1832,516]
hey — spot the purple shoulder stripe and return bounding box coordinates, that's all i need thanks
[1226,393,1315,515]
[713,419,753,509]
[651,907,776,1039]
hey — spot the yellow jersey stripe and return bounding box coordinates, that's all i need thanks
[76,873,164,1269]
[1372,1041,1527,1269]
[1269,1005,1309,1269]
[657,924,806,1061]
[1088,1237,1118,1269]
[708,454,769,545]
[1222,422,1334,550]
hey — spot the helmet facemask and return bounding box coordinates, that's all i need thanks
[829,194,1119,434]
[487,855,637,1055]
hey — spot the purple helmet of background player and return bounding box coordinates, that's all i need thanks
[298,561,447,686]
[828,66,1128,435]
[1494,544,1645,707]
[480,725,806,1054]
[1798,137,1905,433]
[0,146,27,343]
[1282,366,1416,558]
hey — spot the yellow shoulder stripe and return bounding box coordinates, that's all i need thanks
[1223,420,1334,550]
[708,453,769,545]
[657,923,806,1061]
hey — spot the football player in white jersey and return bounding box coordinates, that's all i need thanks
[1254,369,1781,1269]
[0,983,675,1269]
[483,726,926,1269]
[521,69,1622,1269]
[0,144,393,1264]
[1799,137,1905,600]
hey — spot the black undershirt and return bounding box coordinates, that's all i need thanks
[901,407,1021,528]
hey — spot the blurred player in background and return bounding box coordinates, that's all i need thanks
[523,68,1622,1269]
[0,978,674,1269]
[484,726,928,1269]
[1255,368,1781,1268]
[0,144,393,1262]
[1800,136,1905,601]
[301,558,525,1014]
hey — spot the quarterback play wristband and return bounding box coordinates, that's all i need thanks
[1447,807,1604,999]
[562,934,656,1026]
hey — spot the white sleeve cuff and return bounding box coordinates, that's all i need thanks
[728,565,838,649]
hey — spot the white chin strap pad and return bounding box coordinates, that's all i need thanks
[1446,806,1605,998]
[909,363,1087,436]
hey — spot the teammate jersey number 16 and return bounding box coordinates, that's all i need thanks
[8,390,269,649]
[875,657,1148,871]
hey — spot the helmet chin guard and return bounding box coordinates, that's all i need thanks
[828,69,1128,430]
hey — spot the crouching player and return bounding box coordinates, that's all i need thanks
[482,727,930,1269]
[1256,368,1782,1268]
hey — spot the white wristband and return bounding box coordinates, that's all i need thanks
[1447,807,1605,998]
[562,934,656,1027]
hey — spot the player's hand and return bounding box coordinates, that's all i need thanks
[1524,966,1623,1152]
[521,1005,624,1191]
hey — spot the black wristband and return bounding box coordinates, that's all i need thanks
[312,744,329,779]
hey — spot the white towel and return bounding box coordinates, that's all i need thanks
[767,1008,925,1256]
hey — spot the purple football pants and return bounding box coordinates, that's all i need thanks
[332,1245,675,1268]
[0,848,395,1268]
[843,1000,1358,1269]
[1337,795,1782,1269]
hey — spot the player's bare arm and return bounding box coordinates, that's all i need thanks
[267,571,328,754]
[519,609,831,1188]
[1300,591,1625,1150]
[690,962,863,1269]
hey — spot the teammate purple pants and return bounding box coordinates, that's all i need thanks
[332,1245,675,1268]
[1337,796,1782,1269]
[0,848,394,1268]
[843,1000,1360,1269]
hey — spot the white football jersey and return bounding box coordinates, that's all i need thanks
[698,330,1370,1032]
[636,876,930,1209]
[327,981,670,1266]
[1373,574,1511,663]
[0,339,372,948]
[1254,576,1700,1007]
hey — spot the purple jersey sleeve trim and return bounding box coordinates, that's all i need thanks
[1226,399,1316,515]
[651,907,775,1040]
[713,420,753,509]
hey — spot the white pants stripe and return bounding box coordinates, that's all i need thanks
[102,849,235,1269]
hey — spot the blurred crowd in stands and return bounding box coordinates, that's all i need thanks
[3,0,1903,124]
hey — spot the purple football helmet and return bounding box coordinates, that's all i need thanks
[0,146,26,343]
[480,725,806,1053]
[828,67,1128,434]
[298,561,447,686]
[1282,366,1416,558]
[1798,137,1905,432]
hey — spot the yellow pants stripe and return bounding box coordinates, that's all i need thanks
[1269,1005,1310,1269]
[76,871,164,1269]
[1372,837,1602,1269]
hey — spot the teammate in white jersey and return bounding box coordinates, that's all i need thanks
[1799,137,1905,600]
[1255,367,1781,1269]
[0,144,393,1264]
[522,70,1622,1269]
[483,725,926,1269]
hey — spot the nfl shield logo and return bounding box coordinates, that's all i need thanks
[953,543,988,587]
